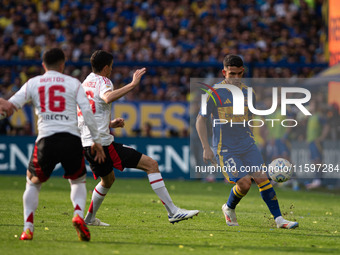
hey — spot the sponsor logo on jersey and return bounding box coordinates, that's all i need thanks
[42,114,70,121]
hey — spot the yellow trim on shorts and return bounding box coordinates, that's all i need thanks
[218,129,235,184]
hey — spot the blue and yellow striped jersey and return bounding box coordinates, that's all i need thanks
[199,80,256,154]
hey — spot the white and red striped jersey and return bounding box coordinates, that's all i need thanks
[78,72,114,147]
[9,70,101,143]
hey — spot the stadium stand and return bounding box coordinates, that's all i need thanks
[0,0,328,101]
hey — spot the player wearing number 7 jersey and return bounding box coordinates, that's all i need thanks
[2,48,106,241]
[78,50,199,226]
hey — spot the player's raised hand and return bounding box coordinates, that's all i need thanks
[131,68,146,87]
[203,147,217,165]
[91,143,106,164]
[110,118,125,128]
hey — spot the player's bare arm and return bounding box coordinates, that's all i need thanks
[110,118,125,128]
[101,68,147,104]
[196,114,216,164]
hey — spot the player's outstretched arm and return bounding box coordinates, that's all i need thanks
[110,118,125,128]
[91,143,106,164]
[196,115,216,164]
[5,82,33,119]
[101,68,146,104]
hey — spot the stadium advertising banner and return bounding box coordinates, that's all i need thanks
[112,102,189,137]
[8,102,189,138]
[0,136,190,179]
[329,0,340,66]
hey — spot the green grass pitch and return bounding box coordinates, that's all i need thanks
[0,175,339,255]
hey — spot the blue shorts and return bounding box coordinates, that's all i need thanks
[216,144,264,184]
[309,141,322,162]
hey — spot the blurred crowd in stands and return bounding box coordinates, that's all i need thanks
[0,0,327,100]
[0,0,336,139]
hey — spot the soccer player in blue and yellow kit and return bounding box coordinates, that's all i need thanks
[196,55,298,229]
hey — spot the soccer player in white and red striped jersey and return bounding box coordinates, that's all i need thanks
[78,50,199,226]
[2,48,106,241]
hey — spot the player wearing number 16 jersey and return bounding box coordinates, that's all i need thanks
[3,48,105,241]
[78,50,199,226]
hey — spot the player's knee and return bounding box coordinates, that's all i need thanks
[102,178,115,188]
[148,159,159,173]
[69,174,86,185]
[236,178,251,194]
[101,172,115,188]
[27,170,41,185]
[109,174,116,185]
[137,155,160,174]
[26,176,42,190]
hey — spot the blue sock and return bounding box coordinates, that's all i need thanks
[227,186,245,209]
[258,180,281,219]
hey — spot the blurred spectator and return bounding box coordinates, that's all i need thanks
[0,0,327,89]
[0,0,334,139]
[38,2,54,25]
[142,122,153,137]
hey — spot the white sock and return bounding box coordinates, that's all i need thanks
[69,175,87,218]
[85,183,110,223]
[23,177,41,232]
[148,173,178,215]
